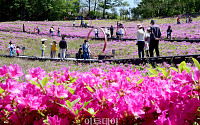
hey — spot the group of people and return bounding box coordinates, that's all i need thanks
[40,36,90,60]
[49,27,61,37]
[186,16,193,23]
[40,36,67,59]
[80,20,89,27]
[8,42,21,56]
[76,40,91,60]
[177,16,193,24]
[94,26,124,39]
[136,20,161,58]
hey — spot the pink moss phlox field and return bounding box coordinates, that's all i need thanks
[0,64,200,124]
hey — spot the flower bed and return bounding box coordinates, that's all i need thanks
[1,59,200,124]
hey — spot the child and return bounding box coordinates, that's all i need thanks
[41,41,46,57]
[51,41,57,58]
[167,26,172,39]
[144,28,151,57]
[16,46,21,56]
[78,45,83,59]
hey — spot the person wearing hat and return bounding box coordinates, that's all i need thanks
[149,20,161,57]
[136,25,145,58]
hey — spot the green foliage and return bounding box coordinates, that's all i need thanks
[149,69,158,76]
[192,58,200,73]
[0,0,80,21]
[137,78,143,86]
[131,0,200,19]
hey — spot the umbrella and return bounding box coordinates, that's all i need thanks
[41,39,47,41]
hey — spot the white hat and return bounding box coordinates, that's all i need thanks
[139,25,143,28]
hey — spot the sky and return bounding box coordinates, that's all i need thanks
[116,0,141,13]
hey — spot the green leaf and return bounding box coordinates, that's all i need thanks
[86,86,94,93]
[103,96,105,102]
[99,84,102,89]
[93,109,99,116]
[66,100,72,109]
[69,74,73,80]
[192,58,200,73]
[137,78,143,86]
[162,69,170,78]
[56,102,71,111]
[71,98,81,107]
[126,77,131,82]
[170,67,178,72]
[101,77,105,80]
[30,80,41,87]
[94,85,97,89]
[42,77,49,88]
[70,78,77,83]
[88,108,94,115]
[179,61,186,73]
[149,69,158,76]
[183,66,190,73]
[78,101,90,114]
[75,109,79,115]
[68,88,75,95]
[0,87,4,94]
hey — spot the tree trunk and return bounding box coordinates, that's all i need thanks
[103,0,106,19]
[89,0,90,12]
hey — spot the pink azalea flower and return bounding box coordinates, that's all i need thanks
[8,64,23,78]
[0,65,7,77]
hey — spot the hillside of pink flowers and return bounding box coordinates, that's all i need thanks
[0,60,200,124]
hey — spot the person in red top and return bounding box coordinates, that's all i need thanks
[189,16,192,23]
[177,17,180,24]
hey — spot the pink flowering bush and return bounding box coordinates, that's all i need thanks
[1,59,200,124]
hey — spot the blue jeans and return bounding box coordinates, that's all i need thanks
[10,49,12,56]
[83,52,90,60]
[41,50,44,57]
[50,31,53,36]
[95,33,98,38]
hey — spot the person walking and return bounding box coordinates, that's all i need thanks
[82,40,90,60]
[50,27,54,36]
[40,40,47,58]
[136,25,145,58]
[167,25,172,39]
[110,25,114,38]
[149,20,161,57]
[59,36,67,60]
[8,41,14,56]
[57,28,61,37]
[23,24,25,32]
[94,28,99,38]
[51,41,57,58]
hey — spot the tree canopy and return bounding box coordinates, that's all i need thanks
[131,0,200,19]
